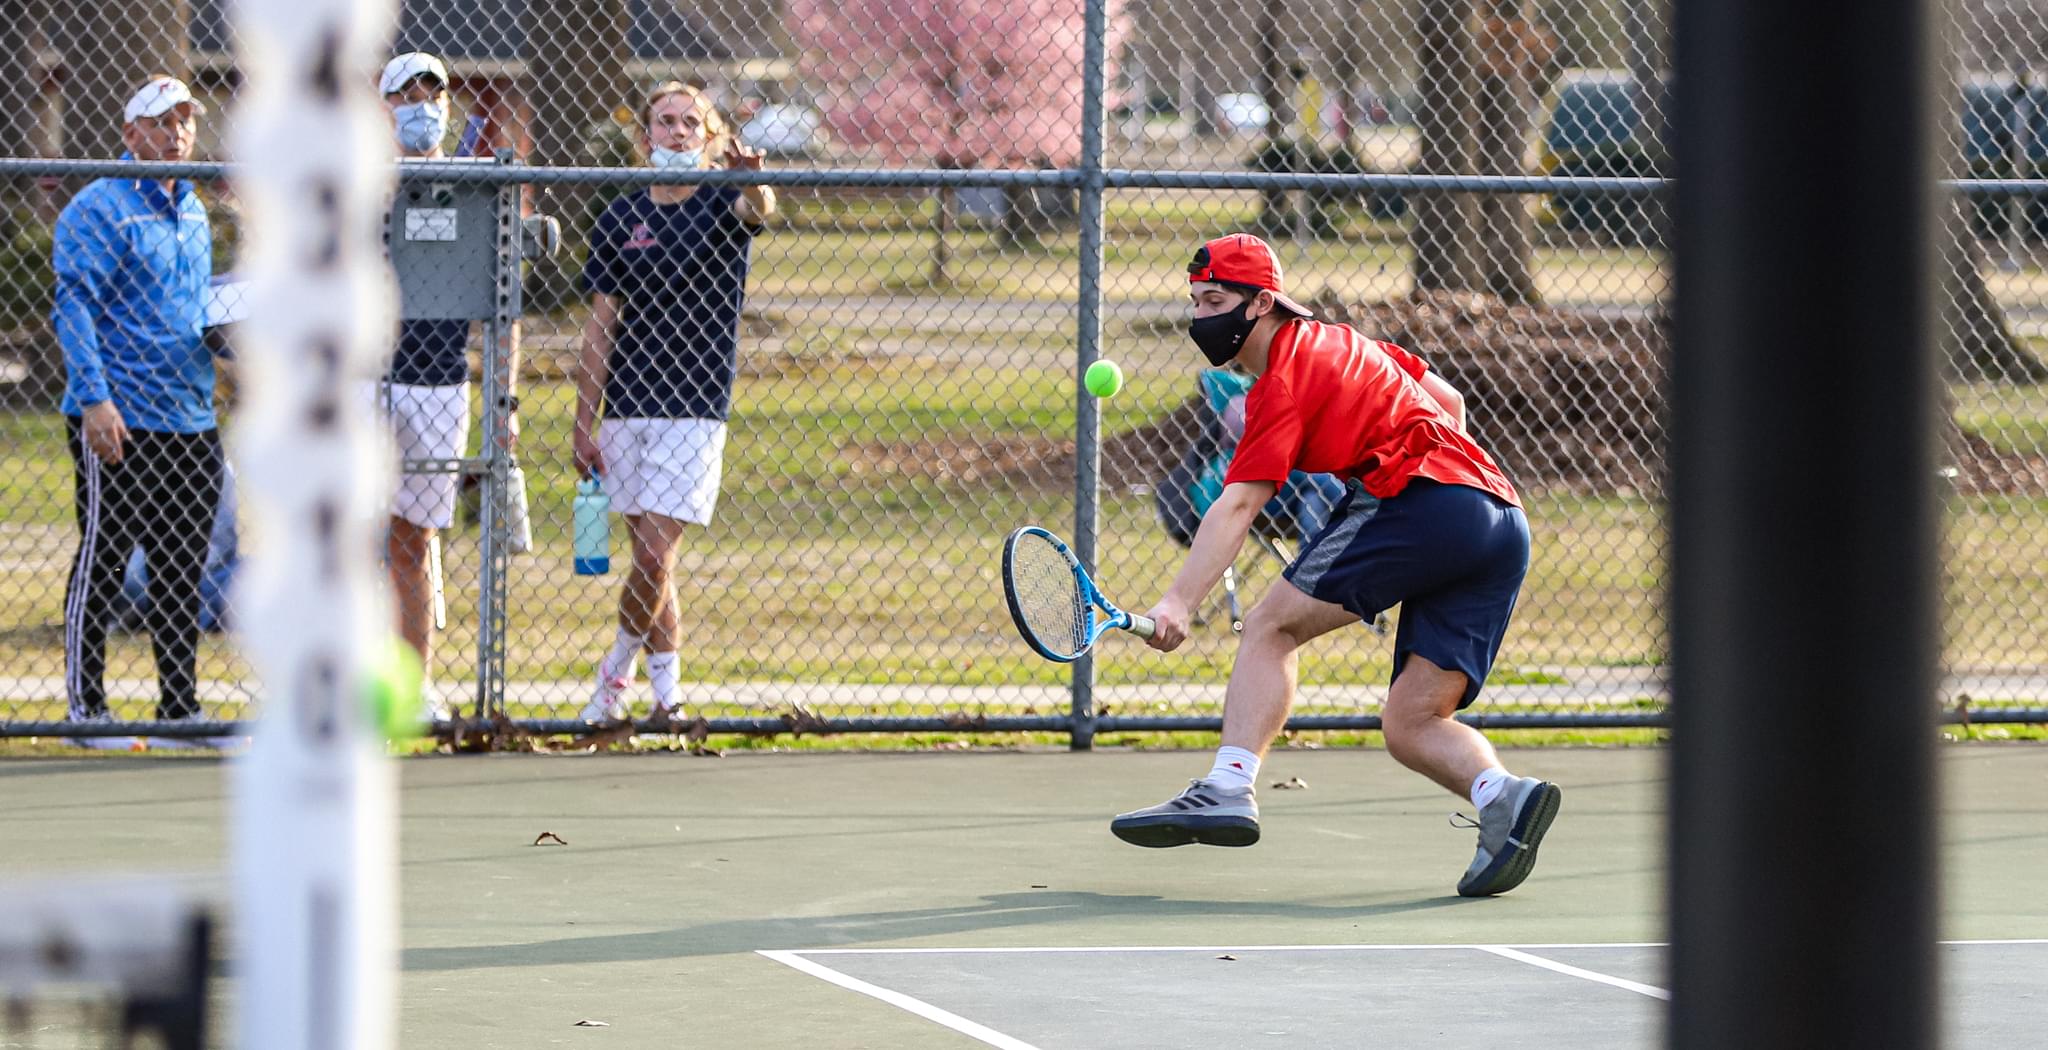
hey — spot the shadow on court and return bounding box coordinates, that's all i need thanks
[400,889,1475,971]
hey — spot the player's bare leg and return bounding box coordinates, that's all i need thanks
[620,512,687,637]
[385,517,433,664]
[1380,654,1495,795]
[583,512,684,721]
[1382,653,1563,896]
[622,512,688,718]
[1112,582,1355,848]
[1218,582,1362,756]
[384,516,444,718]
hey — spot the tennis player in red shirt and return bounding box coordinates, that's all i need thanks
[1110,234,1562,897]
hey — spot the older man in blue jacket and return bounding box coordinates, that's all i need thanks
[56,75,224,747]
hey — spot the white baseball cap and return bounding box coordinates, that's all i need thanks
[379,52,449,96]
[123,77,204,124]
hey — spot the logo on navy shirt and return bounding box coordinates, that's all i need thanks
[622,222,658,250]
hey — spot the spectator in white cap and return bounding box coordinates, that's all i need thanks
[54,74,226,748]
[369,51,520,722]
[380,52,452,155]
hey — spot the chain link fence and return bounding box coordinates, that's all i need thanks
[1,0,2044,744]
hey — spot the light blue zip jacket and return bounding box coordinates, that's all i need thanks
[53,163,215,433]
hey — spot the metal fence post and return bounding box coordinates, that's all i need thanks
[474,151,518,721]
[1069,0,1110,752]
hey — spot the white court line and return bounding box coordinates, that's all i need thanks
[1478,945,1671,1000]
[783,938,2046,956]
[757,950,1042,1050]
[786,942,1669,955]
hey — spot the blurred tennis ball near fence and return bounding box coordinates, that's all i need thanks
[364,639,425,739]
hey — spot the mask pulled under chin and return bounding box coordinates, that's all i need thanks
[1188,302,1257,366]
[650,146,705,170]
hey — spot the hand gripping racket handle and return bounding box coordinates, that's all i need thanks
[1122,613,1157,639]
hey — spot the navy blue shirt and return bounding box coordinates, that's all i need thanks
[580,186,757,421]
[387,319,470,387]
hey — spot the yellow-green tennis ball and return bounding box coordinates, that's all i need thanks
[364,640,424,740]
[1085,360,1124,397]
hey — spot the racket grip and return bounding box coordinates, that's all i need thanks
[1125,613,1156,639]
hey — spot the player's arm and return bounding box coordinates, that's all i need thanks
[572,294,618,475]
[1419,370,1466,433]
[53,198,129,463]
[1144,480,1275,651]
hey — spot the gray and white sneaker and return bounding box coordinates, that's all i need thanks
[1455,775,1563,897]
[1110,778,1261,848]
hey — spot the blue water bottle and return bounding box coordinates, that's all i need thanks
[573,474,610,575]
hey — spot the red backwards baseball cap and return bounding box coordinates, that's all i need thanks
[1187,233,1313,317]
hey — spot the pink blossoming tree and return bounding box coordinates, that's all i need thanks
[790,0,1127,280]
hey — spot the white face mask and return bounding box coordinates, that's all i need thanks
[649,145,704,170]
[393,100,448,153]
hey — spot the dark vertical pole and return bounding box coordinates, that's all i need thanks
[1669,0,1940,1046]
[1070,0,1108,751]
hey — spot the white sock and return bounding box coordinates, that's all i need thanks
[1471,766,1512,810]
[604,627,644,680]
[1207,746,1261,791]
[646,651,681,712]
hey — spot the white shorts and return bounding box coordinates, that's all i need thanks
[365,381,470,530]
[598,417,726,524]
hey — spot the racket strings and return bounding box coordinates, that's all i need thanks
[1011,535,1088,656]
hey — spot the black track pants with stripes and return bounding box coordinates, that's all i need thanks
[65,419,222,721]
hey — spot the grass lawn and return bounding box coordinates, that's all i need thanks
[5,349,2043,729]
[2,223,2042,727]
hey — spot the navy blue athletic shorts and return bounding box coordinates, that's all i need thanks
[1283,478,1530,708]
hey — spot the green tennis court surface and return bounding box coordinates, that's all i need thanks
[3,746,2043,1048]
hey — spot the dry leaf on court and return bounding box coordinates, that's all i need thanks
[572,1019,610,1027]
[533,831,567,846]
[1270,776,1309,790]
[1216,954,1237,961]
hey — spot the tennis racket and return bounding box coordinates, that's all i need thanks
[1002,526,1156,662]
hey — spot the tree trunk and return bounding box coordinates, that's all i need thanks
[1254,0,1291,238]
[1941,200,2047,382]
[63,0,188,161]
[1932,37,2043,383]
[0,0,38,242]
[1473,5,1554,304]
[524,0,627,313]
[1411,0,1482,293]
[1328,14,1362,146]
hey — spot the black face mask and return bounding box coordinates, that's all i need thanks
[1189,301,1256,366]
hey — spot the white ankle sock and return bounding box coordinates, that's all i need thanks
[1208,746,1261,790]
[605,628,644,679]
[1471,766,1512,809]
[646,652,680,712]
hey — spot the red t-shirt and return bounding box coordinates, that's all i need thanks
[1223,319,1521,507]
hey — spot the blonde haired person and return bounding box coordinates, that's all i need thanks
[571,83,774,721]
